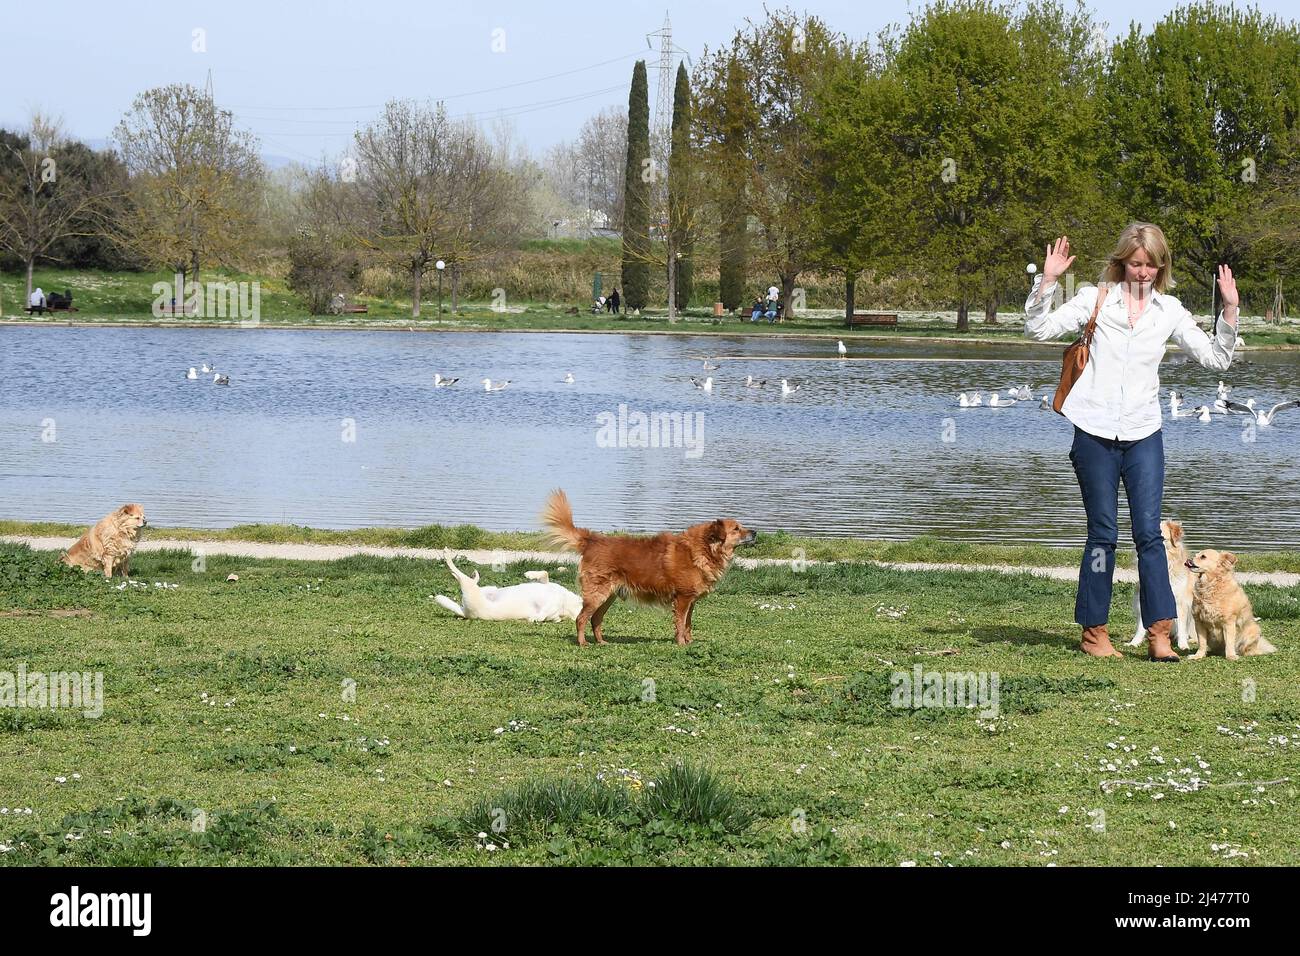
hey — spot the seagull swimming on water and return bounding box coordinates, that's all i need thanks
[434,374,459,388]
[987,394,1020,407]
[780,379,802,396]
[213,373,229,386]
[744,375,766,388]
[482,378,510,391]
[691,376,714,393]
[958,391,983,407]
[186,367,198,380]
[562,372,575,384]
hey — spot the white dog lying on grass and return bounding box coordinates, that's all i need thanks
[433,549,583,622]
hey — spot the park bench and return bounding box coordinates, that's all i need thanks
[24,291,77,315]
[846,311,898,328]
[341,305,368,314]
[157,304,198,317]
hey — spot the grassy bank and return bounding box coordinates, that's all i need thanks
[7,266,1300,345]
[1,540,1297,866]
[5,519,1300,573]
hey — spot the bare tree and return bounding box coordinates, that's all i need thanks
[113,84,264,287]
[0,114,119,301]
[353,100,520,317]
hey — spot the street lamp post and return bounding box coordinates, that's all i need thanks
[436,260,445,315]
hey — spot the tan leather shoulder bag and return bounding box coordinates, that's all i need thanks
[1052,284,1108,415]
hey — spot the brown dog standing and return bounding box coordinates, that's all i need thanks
[540,489,755,646]
[62,504,148,579]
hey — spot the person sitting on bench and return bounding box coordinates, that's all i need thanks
[28,287,47,313]
[749,297,765,321]
[46,290,72,310]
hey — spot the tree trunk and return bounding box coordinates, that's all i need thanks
[983,294,999,324]
[845,273,857,321]
[191,249,200,289]
[451,264,459,313]
[667,246,677,323]
[25,258,34,303]
[956,300,969,333]
[412,266,422,319]
[780,274,797,322]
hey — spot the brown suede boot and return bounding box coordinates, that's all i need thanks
[1145,618,1180,662]
[1080,624,1123,658]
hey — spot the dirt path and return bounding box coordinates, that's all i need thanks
[6,535,1297,587]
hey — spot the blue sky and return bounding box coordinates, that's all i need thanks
[5,0,1297,165]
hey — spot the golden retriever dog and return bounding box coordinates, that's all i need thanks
[1185,549,1275,659]
[62,504,147,578]
[540,489,755,646]
[1129,520,1198,651]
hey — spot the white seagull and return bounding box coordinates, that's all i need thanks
[562,372,575,384]
[837,340,847,358]
[186,367,198,380]
[482,379,511,391]
[1217,381,1232,401]
[958,391,983,407]
[1196,405,1212,422]
[1168,389,1183,415]
[213,373,230,386]
[987,394,1019,407]
[201,363,213,374]
[434,374,459,388]
[780,379,802,396]
[691,376,714,393]
[1039,395,1051,410]
[1226,399,1300,426]
[744,375,766,388]
[702,357,721,371]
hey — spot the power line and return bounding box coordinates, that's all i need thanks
[225,50,642,113]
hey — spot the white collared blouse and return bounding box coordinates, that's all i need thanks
[1024,275,1237,441]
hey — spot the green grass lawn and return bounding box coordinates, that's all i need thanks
[7,267,1300,345]
[2,540,1297,866]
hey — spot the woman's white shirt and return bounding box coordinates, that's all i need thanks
[1024,275,1236,440]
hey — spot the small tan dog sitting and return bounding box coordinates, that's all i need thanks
[62,504,148,579]
[1185,549,1275,660]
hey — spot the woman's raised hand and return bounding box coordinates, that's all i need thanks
[1043,236,1076,285]
[1217,264,1239,310]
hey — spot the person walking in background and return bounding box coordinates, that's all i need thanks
[607,288,620,314]
[1025,223,1238,662]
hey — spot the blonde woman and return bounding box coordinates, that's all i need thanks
[1025,223,1239,661]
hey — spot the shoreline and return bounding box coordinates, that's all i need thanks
[8,534,1300,586]
[2,317,1296,350]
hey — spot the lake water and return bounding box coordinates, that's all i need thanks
[2,325,1298,549]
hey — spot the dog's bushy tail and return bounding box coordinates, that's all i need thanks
[1254,633,1277,655]
[540,488,591,553]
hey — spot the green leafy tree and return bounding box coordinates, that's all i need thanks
[873,0,1113,330]
[1106,2,1300,308]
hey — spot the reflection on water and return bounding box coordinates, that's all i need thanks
[2,326,1298,549]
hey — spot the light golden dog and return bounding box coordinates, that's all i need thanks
[1185,549,1275,660]
[1129,519,1198,651]
[62,504,147,578]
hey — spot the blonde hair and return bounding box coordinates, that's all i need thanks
[1100,222,1175,293]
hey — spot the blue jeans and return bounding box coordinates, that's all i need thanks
[1069,427,1176,628]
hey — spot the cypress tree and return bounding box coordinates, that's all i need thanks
[718,56,748,311]
[669,61,694,311]
[621,60,651,312]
